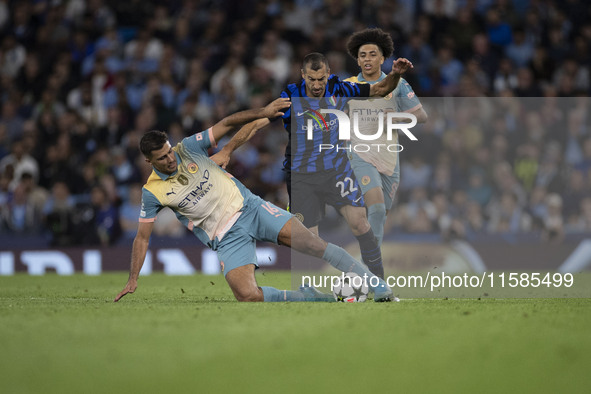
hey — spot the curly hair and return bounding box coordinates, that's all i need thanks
[346,28,394,59]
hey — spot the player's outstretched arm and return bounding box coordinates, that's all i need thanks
[211,98,290,141]
[210,118,270,169]
[114,221,154,302]
[369,58,413,97]
[412,107,428,123]
[387,106,428,124]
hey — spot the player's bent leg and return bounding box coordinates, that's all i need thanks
[339,205,371,236]
[322,243,392,302]
[277,218,392,302]
[339,205,385,279]
[225,264,264,302]
[225,261,334,302]
[277,217,326,257]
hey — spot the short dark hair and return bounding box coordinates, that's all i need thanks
[346,28,394,59]
[140,130,168,157]
[302,52,329,72]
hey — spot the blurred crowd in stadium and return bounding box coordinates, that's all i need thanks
[0,0,590,246]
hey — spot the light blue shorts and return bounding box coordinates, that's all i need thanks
[215,194,292,276]
[349,151,400,210]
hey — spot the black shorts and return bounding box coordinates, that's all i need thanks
[286,166,365,228]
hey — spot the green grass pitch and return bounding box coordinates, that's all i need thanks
[1,272,590,394]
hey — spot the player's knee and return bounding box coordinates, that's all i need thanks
[349,215,371,235]
[369,203,387,217]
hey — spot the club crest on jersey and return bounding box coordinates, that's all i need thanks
[178,174,188,185]
[361,176,371,186]
[187,162,198,173]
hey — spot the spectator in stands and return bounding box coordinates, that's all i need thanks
[575,137,591,175]
[562,169,589,221]
[399,33,435,93]
[0,99,25,141]
[110,145,141,193]
[527,185,548,230]
[67,81,108,129]
[401,155,433,194]
[119,182,142,238]
[485,7,512,50]
[470,33,498,88]
[547,26,571,64]
[553,57,590,95]
[1,0,591,245]
[528,46,555,83]
[432,46,463,95]
[542,193,565,243]
[447,7,482,61]
[466,169,493,207]
[493,58,519,93]
[43,181,76,246]
[487,191,532,234]
[513,67,543,96]
[492,161,527,207]
[90,184,121,245]
[505,27,534,68]
[0,0,8,32]
[254,35,291,90]
[0,138,39,191]
[464,200,486,235]
[0,123,8,159]
[567,197,591,232]
[514,142,540,193]
[211,55,249,107]
[430,160,453,196]
[1,35,26,79]
[1,180,41,234]
[400,187,437,233]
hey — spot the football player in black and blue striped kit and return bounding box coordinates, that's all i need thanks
[280,52,412,280]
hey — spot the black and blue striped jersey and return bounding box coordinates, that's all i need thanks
[280,74,370,174]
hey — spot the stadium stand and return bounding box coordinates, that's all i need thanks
[1,0,590,247]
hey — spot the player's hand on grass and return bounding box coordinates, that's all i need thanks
[210,149,231,169]
[114,280,138,302]
[391,58,413,75]
[263,97,291,118]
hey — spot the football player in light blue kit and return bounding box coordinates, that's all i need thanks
[345,28,428,246]
[114,98,393,302]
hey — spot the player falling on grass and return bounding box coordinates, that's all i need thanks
[114,99,394,303]
[278,52,412,279]
[344,28,428,246]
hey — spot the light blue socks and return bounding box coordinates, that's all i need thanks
[322,242,375,280]
[261,286,305,302]
[367,203,386,246]
[261,286,335,302]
